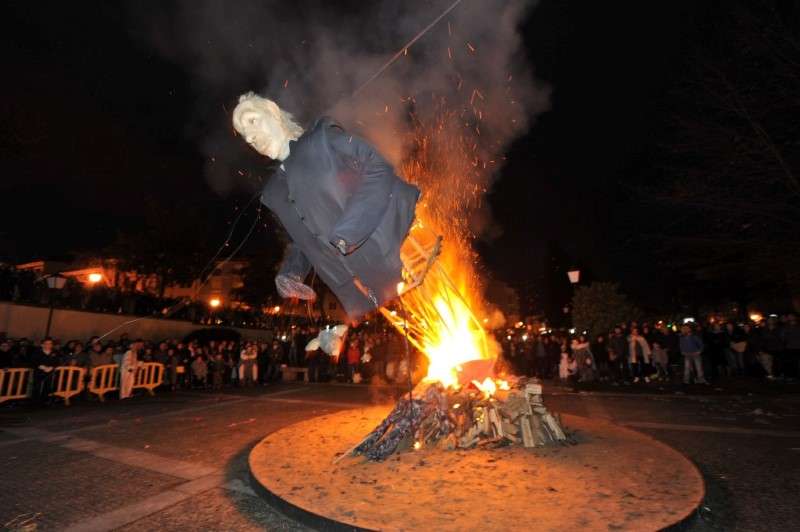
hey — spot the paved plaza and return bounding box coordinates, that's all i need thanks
[2,383,800,531]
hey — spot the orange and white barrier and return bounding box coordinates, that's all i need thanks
[88,364,119,402]
[51,366,86,406]
[133,362,164,396]
[0,368,33,404]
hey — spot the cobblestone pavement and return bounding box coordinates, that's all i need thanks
[1,382,799,531]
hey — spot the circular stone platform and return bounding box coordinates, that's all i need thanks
[250,406,704,531]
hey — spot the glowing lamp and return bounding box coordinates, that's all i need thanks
[567,270,580,284]
[749,313,763,323]
[88,272,103,284]
[45,274,67,290]
[273,305,281,313]
[396,282,405,295]
[209,298,221,308]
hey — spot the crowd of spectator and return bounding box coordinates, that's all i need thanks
[3,305,800,408]
[0,321,423,406]
[496,313,800,386]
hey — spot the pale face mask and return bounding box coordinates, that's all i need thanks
[233,106,291,161]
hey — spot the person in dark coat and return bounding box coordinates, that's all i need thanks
[232,93,420,321]
[0,340,14,368]
[30,337,60,403]
[608,327,628,382]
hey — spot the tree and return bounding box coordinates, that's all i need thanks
[646,1,800,300]
[572,282,637,336]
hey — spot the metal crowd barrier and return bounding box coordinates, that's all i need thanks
[51,366,86,406]
[133,362,164,396]
[0,362,167,405]
[0,368,33,404]
[88,364,119,402]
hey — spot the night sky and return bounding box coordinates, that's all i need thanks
[1,1,716,311]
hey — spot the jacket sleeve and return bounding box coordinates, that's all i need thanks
[327,128,395,254]
[277,242,312,281]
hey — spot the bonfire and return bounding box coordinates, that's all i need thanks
[339,110,569,462]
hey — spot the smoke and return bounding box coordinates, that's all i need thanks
[128,0,550,199]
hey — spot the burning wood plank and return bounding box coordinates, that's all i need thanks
[341,377,570,462]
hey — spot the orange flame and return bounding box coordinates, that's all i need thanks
[380,106,498,389]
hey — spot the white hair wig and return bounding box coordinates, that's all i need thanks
[232,92,304,140]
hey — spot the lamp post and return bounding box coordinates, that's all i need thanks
[564,269,580,329]
[44,273,67,338]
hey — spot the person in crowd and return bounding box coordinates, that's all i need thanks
[191,350,208,389]
[267,340,284,382]
[741,322,760,375]
[224,342,237,386]
[141,345,154,363]
[209,352,225,390]
[628,327,652,383]
[176,342,191,389]
[0,339,14,368]
[88,341,110,369]
[724,322,747,376]
[237,343,256,385]
[73,341,91,368]
[591,334,609,381]
[705,322,728,380]
[287,334,300,367]
[345,337,361,383]
[257,342,270,385]
[165,347,179,390]
[306,340,322,383]
[608,327,628,383]
[760,318,783,380]
[651,341,670,381]
[545,334,561,379]
[558,342,577,383]
[679,324,707,385]
[31,337,59,404]
[154,342,169,366]
[120,339,142,399]
[571,335,596,383]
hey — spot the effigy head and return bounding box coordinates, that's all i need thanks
[232,92,304,161]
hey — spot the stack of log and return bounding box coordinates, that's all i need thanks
[342,378,569,462]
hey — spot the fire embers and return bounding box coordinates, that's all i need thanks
[348,379,570,462]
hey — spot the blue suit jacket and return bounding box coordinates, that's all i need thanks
[261,118,420,319]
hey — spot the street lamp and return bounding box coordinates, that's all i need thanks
[567,269,581,284]
[44,273,67,338]
[88,272,103,284]
[209,297,221,308]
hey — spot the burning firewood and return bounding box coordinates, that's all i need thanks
[340,377,570,462]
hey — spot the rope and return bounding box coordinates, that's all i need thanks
[340,0,465,103]
[97,202,263,342]
[97,0,467,342]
